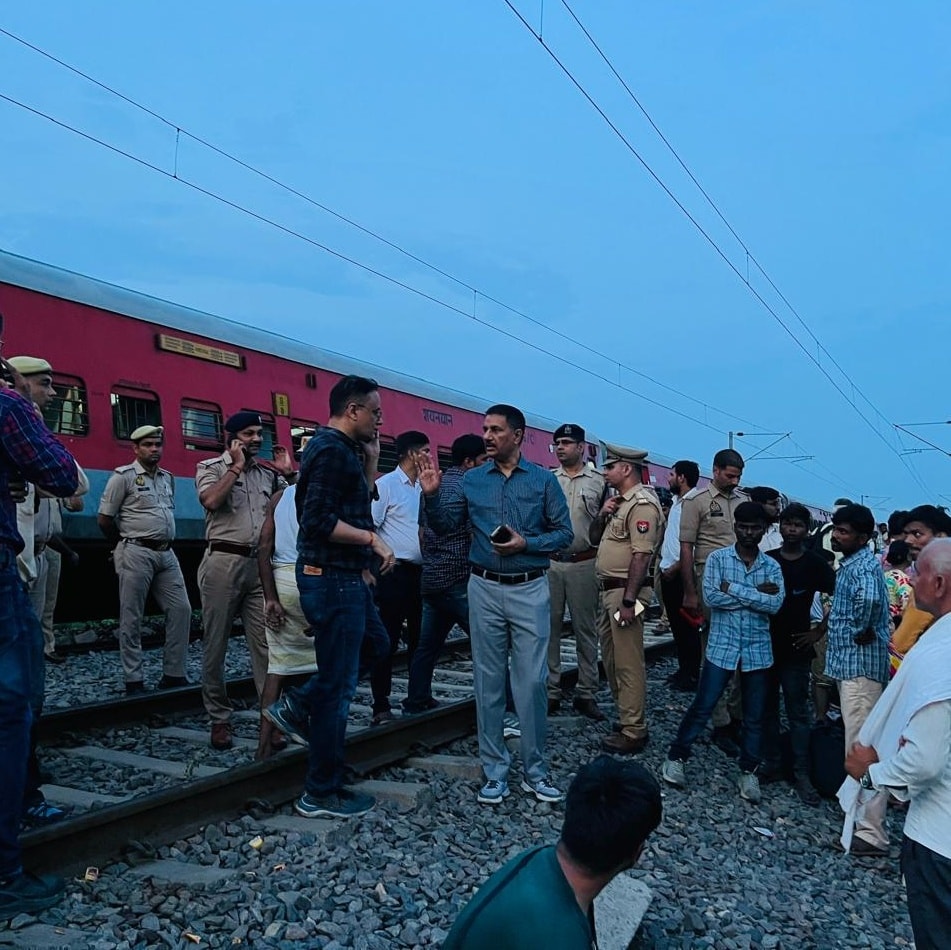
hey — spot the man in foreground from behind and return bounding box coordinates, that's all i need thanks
[0,360,79,918]
[443,756,663,949]
[843,538,951,948]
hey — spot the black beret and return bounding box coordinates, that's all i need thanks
[225,411,262,434]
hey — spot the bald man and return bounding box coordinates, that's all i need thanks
[844,538,951,948]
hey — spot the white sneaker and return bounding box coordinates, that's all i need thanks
[520,776,565,803]
[737,771,761,803]
[477,779,510,805]
[661,758,687,788]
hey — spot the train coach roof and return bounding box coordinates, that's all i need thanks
[0,249,566,434]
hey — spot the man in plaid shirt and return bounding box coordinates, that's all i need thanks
[662,501,785,803]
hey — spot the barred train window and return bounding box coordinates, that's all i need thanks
[377,436,398,474]
[111,387,160,440]
[291,419,319,457]
[181,399,223,450]
[44,374,89,436]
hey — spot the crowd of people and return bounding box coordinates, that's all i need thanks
[1,355,948,945]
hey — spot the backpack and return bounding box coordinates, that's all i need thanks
[808,717,847,798]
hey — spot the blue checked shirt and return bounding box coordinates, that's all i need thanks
[702,544,785,672]
[424,455,573,574]
[420,466,470,592]
[825,546,890,683]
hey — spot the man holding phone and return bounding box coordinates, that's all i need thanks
[196,411,294,750]
[420,404,573,805]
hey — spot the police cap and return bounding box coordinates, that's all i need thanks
[7,355,53,376]
[601,441,648,466]
[130,425,164,442]
[553,423,585,442]
[225,411,262,434]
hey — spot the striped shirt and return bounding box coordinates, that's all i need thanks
[420,466,470,592]
[825,547,890,683]
[702,544,785,672]
[424,455,573,574]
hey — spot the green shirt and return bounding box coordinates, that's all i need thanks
[444,845,595,949]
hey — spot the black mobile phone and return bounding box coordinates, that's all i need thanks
[490,524,513,543]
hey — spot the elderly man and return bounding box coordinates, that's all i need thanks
[420,404,573,805]
[98,425,191,694]
[843,538,951,947]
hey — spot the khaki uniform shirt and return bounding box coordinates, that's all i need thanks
[99,461,177,541]
[596,485,665,597]
[195,451,286,545]
[679,483,746,566]
[553,465,606,556]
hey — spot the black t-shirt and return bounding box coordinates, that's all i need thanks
[767,548,836,663]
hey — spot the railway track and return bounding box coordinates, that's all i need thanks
[25,628,674,878]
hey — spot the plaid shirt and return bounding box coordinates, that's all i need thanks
[825,546,890,683]
[421,465,470,593]
[702,544,785,672]
[295,427,373,571]
[0,389,79,554]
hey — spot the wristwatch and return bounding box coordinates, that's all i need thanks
[621,597,636,609]
[859,771,875,790]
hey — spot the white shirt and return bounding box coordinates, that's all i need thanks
[272,485,299,567]
[659,486,699,571]
[372,466,422,563]
[759,524,783,553]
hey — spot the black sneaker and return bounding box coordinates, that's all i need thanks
[0,871,65,920]
[294,788,375,819]
[263,696,309,746]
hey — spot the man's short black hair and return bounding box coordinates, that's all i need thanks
[713,448,744,470]
[779,502,812,526]
[451,434,485,466]
[888,510,910,535]
[329,375,378,417]
[903,505,951,536]
[560,756,662,874]
[831,503,875,536]
[395,430,428,459]
[672,460,700,488]
[748,486,780,504]
[485,403,526,435]
[886,540,911,566]
[734,501,768,526]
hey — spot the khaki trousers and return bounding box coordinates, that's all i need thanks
[548,559,600,699]
[198,550,268,722]
[115,542,191,684]
[597,588,647,739]
[839,676,888,850]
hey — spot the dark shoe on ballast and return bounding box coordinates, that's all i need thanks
[573,697,607,721]
[210,722,233,750]
[601,732,649,755]
[0,871,65,920]
[157,675,189,690]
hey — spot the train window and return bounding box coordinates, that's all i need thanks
[181,399,223,451]
[111,387,160,441]
[44,374,89,436]
[378,435,398,474]
[291,419,319,456]
[437,446,453,471]
[242,409,277,461]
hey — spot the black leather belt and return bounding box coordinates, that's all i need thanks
[209,541,257,558]
[471,566,546,585]
[551,549,597,563]
[125,538,171,552]
[598,577,629,592]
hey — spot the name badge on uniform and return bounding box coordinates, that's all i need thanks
[709,500,724,518]
[636,520,650,533]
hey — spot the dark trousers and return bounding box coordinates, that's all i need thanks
[296,565,388,797]
[370,562,423,713]
[902,835,951,950]
[660,571,701,683]
[762,657,812,777]
[404,580,469,712]
[668,659,770,773]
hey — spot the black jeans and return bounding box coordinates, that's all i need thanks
[762,657,813,777]
[660,571,701,683]
[902,835,951,950]
[370,562,423,713]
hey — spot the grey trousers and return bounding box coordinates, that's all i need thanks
[468,572,550,784]
[548,559,600,699]
[28,551,49,651]
[41,548,61,655]
[198,550,268,722]
[115,541,191,684]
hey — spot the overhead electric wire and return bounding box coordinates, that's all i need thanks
[503,0,932,497]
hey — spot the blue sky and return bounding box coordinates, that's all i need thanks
[2,2,949,516]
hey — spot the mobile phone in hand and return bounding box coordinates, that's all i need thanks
[490,525,513,543]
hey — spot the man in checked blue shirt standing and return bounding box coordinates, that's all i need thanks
[825,502,891,856]
[420,404,573,805]
[662,502,785,803]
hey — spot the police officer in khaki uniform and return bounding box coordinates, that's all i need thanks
[678,447,746,750]
[548,424,608,720]
[196,411,292,749]
[590,442,664,754]
[98,425,191,694]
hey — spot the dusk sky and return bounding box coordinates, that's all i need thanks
[2,2,949,516]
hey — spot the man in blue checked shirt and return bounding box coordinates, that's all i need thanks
[661,502,784,804]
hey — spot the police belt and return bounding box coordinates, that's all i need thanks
[209,540,258,558]
[598,577,630,592]
[551,549,596,564]
[124,537,171,552]
[471,566,546,585]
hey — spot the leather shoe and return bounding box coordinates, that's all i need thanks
[270,730,288,751]
[210,722,233,750]
[601,732,649,755]
[573,697,607,721]
[44,650,67,664]
[712,726,740,758]
[157,675,189,690]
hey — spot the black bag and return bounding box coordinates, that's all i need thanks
[808,717,847,798]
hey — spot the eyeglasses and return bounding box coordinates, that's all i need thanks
[352,403,383,420]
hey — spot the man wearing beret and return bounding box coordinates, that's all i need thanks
[98,425,191,694]
[196,412,293,749]
[548,424,608,720]
[590,443,664,754]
